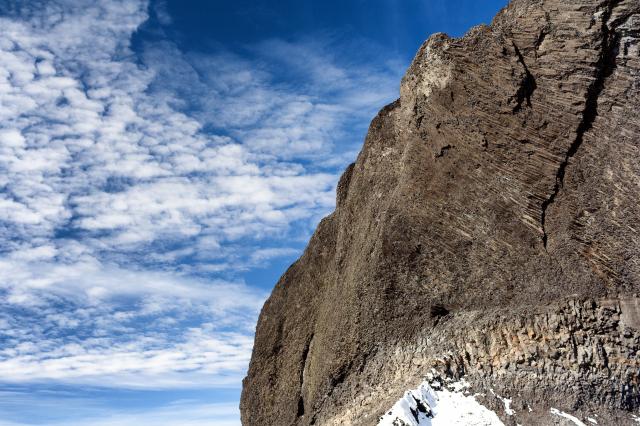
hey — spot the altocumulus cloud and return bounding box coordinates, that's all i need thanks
[0,0,399,411]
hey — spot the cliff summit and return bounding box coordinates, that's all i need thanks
[242,0,640,424]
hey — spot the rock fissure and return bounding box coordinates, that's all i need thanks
[307,359,355,425]
[297,334,314,418]
[534,29,547,52]
[539,0,622,250]
[511,42,537,113]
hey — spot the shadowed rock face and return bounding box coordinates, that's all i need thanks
[240,0,640,424]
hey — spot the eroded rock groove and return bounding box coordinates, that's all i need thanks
[540,0,622,249]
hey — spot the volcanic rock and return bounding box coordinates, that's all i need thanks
[241,0,640,424]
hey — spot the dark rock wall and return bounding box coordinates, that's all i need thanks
[241,0,640,424]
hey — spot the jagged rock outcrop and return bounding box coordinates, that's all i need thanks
[241,0,640,424]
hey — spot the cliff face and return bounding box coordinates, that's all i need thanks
[240,0,640,424]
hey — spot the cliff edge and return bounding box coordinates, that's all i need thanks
[241,0,640,424]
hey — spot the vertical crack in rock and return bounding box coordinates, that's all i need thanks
[535,29,547,51]
[308,359,355,425]
[297,334,314,418]
[512,43,537,113]
[540,0,622,249]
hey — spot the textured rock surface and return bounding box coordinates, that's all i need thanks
[241,0,640,424]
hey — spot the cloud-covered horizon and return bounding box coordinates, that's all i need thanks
[0,2,400,421]
[0,391,242,426]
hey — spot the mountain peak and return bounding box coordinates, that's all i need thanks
[241,0,640,424]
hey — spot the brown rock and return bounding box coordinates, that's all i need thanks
[241,0,640,424]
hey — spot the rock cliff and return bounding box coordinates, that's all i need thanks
[241,0,640,424]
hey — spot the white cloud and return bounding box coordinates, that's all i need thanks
[0,0,399,401]
[67,402,241,426]
[0,254,265,388]
[0,329,254,388]
[0,395,241,426]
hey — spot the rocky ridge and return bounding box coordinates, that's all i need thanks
[241,0,640,424]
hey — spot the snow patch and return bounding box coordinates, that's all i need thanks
[587,417,598,424]
[489,388,515,416]
[550,408,587,426]
[503,398,515,416]
[378,378,504,426]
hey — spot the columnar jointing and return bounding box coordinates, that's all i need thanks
[540,0,622,249]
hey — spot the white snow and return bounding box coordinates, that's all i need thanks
[503,398,515,416]
[587,417,598,424]
[378,378,505,426]
[489,389,515,416]
[550,408,587,426]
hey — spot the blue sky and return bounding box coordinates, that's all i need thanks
[0,0,505,424]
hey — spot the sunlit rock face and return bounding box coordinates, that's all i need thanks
[240,0,640,424]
